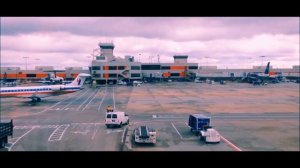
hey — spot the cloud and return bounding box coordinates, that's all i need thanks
[1,17,299,69]
[2,17,299,41]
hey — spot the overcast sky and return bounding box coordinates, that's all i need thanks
[1,17,299,70]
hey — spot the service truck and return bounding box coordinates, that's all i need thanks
[188,114,210,134]
[133,126,156,144]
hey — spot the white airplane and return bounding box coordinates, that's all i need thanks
[0,73,90,102]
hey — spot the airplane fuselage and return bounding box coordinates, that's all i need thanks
[0,85,80,98]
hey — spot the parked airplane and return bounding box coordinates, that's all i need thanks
[36,70,71,85]
[0,73,90,102]
[246,62,282,84]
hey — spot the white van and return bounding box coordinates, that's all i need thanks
[105,111,129,128]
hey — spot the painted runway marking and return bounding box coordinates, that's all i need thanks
[8,127,35,151]
[106,129,123,134]
[81,89,100,112]
[184,122,189,127]
[76,91,96,111]
[14,125,60,129]
[113,87,116,110]
[61,89,90,110]
[97,87,107,112]
[121,126,127,143]
[48,124,70,142]
[171,122,183,139]
[91,123,99,140]
[220,135,242,151]
[72,130,90,135]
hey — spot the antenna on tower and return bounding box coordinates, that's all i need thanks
[158,54,160,63]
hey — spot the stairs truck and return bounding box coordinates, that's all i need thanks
[188,114,210,135]
[0,119,13,148]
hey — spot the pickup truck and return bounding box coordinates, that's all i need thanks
[133,126,156,144]
[105,111,129,128]
[0,119,13,148]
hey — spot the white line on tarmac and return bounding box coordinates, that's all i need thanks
[97,87,107,112]
[121,126,127,143]
[28,101,61,116]
[91,123,99,140]
[220,135,242,151]
[62,89,90,110]
[171,122,183,139]
[48,124,70,142]
[21,89,86,117]
[57,125,69,141]
[184,122,189,127]
[48,126,61,141]
[8,127,35,151]
[113,87,116,110]
[76,91,97,111]
[82,89,100,112]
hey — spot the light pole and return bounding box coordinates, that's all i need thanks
[23,56,29,71]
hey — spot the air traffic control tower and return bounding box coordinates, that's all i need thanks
[96,42,115,62]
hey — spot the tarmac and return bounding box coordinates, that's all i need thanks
[1,81,299,151]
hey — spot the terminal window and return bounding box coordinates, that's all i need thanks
[131,66,141,70]
[26,74,36,77]
[189,66,198,69]
[131,73,141,77]
[93,74,101,78]
[109,74,117,77]
[109,66,117,70]
[92,66,101,70]
[171,73,180,77]
[161,66,170,70]
[118,66,125,70]
[141,65,161,70]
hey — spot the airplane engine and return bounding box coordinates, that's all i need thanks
[51,85,64,91]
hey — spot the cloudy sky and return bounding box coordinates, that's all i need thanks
[1,17,299,70]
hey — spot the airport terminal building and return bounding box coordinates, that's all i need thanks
[1,42,299,83]
[90,43,199,84]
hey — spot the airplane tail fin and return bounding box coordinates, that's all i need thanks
[264,62,270,74]
[68,73,91,87]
